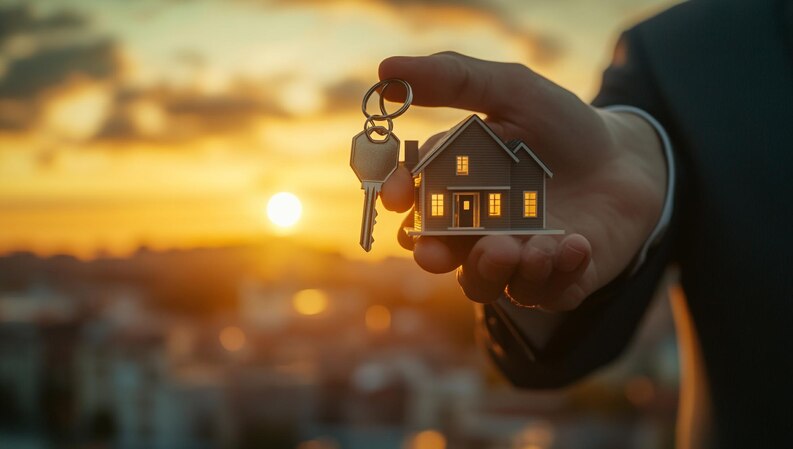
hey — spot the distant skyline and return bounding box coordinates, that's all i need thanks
[0,0,678,259]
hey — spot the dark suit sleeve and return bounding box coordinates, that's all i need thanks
[479,27,681,389]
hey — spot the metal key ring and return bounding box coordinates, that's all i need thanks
[361,78,413,121]
[364,125,392,143]
[364,116,393,135]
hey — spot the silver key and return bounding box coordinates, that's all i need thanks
[350,130,400,251]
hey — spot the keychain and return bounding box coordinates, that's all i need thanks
[351,78,562,252]
[350,79,412,252]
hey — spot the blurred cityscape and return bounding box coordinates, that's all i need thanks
[0,240,679,449]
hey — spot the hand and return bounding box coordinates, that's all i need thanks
[379,52,666,311]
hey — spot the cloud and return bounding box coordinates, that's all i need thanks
[0,6,120,133]
[94,84,289,143]
[0,5,87,44]
[322,78,371,112]
[0,40,119,99]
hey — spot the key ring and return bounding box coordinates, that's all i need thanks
[361,78,413,121]
[363,117,393,143]
[364,116,393,135]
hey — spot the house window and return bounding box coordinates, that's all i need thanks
[488,193,501,216]
[523,191,538,217]
[414,173,422,188]
[431,194,444,216]
[456,156,469,175]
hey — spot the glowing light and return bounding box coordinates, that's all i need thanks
[279,79,325,116]
[43,82,111,139]
[407,430,446,449]
[365,304,391,332]
[267,192,303,228]
[513,421,554,449]
[219,326,246,352]
[292,289,328,316]
[130,100,167,136]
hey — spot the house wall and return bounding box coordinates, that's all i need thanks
[413,177,422,231]
[421,123,514,231]
[478,189,510,229]
[510,150,545,229]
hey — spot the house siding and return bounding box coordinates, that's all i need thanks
[510,150,545,229]
[422,123,514,231]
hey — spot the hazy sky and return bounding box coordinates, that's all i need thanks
[0,0,678,259]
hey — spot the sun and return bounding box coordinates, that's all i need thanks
[267,192,303,228]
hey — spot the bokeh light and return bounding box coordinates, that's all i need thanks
[406,430,446,449]
[365,304,391,332]
[219,325,246,352]
[292,289,329,316]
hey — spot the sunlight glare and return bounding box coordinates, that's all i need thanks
[267,192,303,228]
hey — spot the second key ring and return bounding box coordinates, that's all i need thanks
[361,78,413,120]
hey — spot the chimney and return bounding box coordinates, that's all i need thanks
[404,140,419,171]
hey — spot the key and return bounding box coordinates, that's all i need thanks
[350,130,400,251]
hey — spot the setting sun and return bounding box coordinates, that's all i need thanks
[267,192,303,228]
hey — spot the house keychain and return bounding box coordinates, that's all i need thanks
[350,78,412,252]
[351,78,563,252]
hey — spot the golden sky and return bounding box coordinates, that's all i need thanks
[0,0,678,260]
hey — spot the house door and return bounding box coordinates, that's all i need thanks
[454,193,478,228]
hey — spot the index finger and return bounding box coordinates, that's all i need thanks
[381,165,413,212]
[378,52,537,117]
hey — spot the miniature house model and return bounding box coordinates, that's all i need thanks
[404,114,563,236]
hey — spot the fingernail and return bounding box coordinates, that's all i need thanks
[557,246,585,272]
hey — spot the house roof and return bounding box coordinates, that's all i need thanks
[411,114,552,178]
[411,114,519,175]
[507,140,553,178]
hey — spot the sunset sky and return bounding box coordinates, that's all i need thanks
[0,0,677,260]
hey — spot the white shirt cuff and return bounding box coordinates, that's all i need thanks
[603,105,675,275]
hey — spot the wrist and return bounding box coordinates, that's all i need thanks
[599,106,674,276]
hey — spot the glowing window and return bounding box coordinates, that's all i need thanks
[414,173,422,188]
[431,194,444,216]
[456,156,469,175]
[488,193,501,216]
[523,191,538,217]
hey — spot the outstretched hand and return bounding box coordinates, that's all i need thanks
[379,52,666,311]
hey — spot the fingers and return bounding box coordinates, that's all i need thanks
[397,213,416,251]
[506,234,593,311]
[381,165,413,212]
[379,53,606,176]
[378,52,538,116]
[407,232,593,311]
[456,235,522,303]
[382,132,444,213]
[414,237,463,273]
